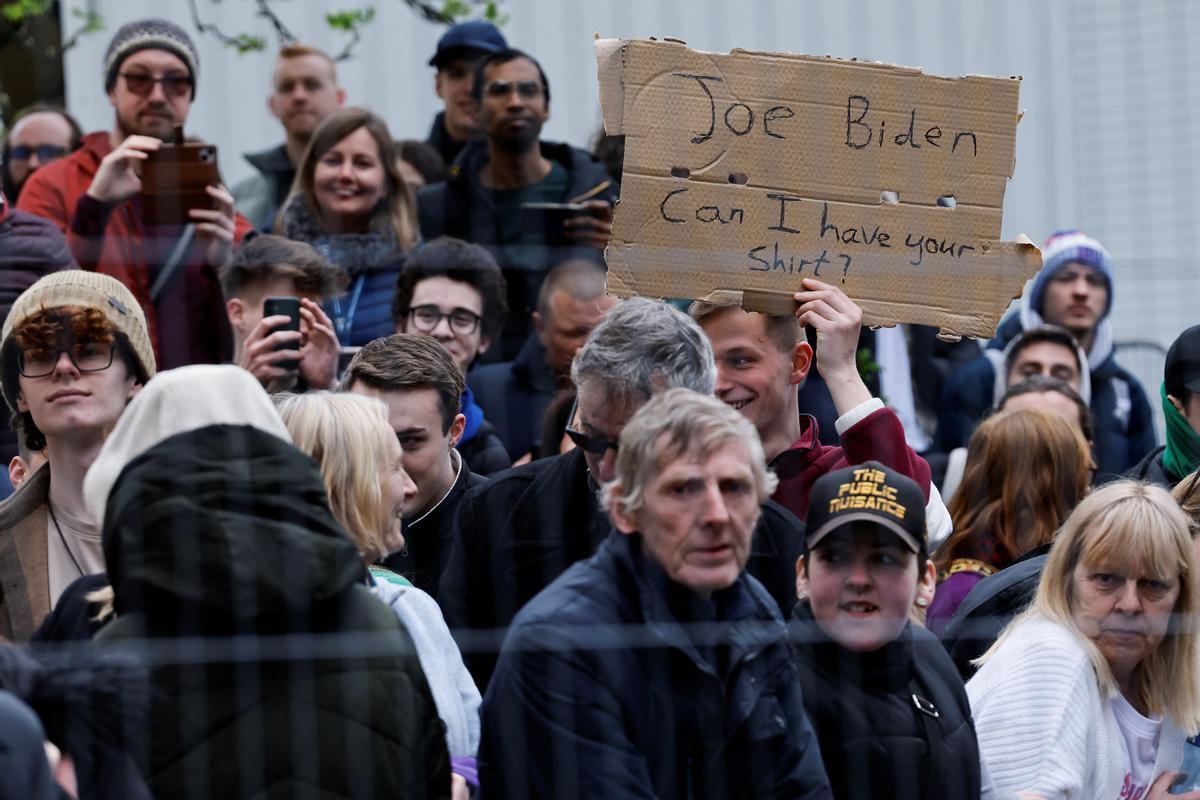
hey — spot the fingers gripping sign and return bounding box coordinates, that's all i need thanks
[792,277,872,414]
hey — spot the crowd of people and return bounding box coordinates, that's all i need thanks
[1,13,1200,800]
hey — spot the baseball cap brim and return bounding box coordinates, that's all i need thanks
[806,513,923,554]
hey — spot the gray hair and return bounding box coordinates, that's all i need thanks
[571,297,716,403]
[602,387,777,518]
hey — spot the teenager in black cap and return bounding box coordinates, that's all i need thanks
[793,461,991,800]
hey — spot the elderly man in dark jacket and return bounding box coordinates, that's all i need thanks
[479,389,831,799]
[439,299,807,690]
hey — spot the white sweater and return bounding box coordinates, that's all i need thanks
[967,615,1185,799]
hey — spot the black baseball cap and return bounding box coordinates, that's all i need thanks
[428,20,507,68]
[804,461,926,553]
[1166,325,1200,397]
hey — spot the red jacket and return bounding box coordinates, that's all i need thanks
[771,405,932,520]
[17,132,252,368]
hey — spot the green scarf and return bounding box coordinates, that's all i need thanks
[1162,382,1200,482]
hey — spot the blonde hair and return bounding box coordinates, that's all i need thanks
[980,480,1200,730]
[276,391,394,562]
[1172,469,1200,536]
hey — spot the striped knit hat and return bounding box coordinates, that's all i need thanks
[1029,229,1114,318]
[104,18,199,99]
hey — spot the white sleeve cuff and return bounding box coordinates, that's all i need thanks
[925,482,953,550]
[833,397,885,436]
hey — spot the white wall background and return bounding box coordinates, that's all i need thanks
[61,0,1198,359]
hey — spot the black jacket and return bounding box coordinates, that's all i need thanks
[384,453,486,597]
[793,604,981,799]
[416,139,617,359]
[940,545,1050,682]
[97,425,450,799]
[1127,444,1174,489]
[479,532,832,799]
[424,112,468,168]
[438,447,806,690]
[467,333,557,461]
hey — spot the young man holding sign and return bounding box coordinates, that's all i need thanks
[693,277,952,546]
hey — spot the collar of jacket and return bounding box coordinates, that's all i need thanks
[610,531,784,674]
[280,195,398,276]
[510,333,557,393]
[243,144,293,177]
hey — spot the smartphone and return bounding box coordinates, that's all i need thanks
[262,296,301,372]
[520,202,592,245]
[141,127,220,228]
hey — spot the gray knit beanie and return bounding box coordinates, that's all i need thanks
[104,18,199,99]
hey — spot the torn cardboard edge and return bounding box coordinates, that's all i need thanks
[594,36,1042,340]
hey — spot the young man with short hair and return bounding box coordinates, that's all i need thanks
[18,17,252,369]
[232,44,346,229]
[392,236,510,474]
[424,20,507,167]
[692,278,950,545]
[0,271,155,640]
[219,234,344,391]
[937,230,1154,479]
[343,333,482,596]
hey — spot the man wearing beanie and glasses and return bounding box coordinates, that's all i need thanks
[1129,325,1200,489]
[937,229,1154,481]
[0,272,155,640]
[18,18,251,370]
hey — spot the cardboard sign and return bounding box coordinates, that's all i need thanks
[595,37,1042,340]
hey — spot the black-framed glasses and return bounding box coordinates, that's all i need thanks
[563,397,619,456]
[7,144,68,162]
[407,305,481,335]
[484,79,543,99]
[17,342,115,378]
[119,72,192,98]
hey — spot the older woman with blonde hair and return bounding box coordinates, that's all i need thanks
[276,391,481,794]
[967,480,1200,799]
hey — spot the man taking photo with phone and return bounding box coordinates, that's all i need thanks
[18,18,252,371]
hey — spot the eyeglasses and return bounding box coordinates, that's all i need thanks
[407,305,482,336]
[563,397,619,456]
[17,342,115,378]
[484,79,543,99]
[7,144,68,162]
[119,72,193,98]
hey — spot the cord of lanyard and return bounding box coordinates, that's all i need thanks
[331,274,367,342]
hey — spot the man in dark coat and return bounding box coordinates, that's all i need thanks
[468,258,613,461]
[439,299,806,689]
[479,388,831,799]
[417,48,617,360]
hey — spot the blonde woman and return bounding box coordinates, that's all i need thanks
[967,480,1200,799]
[276,391,480,792]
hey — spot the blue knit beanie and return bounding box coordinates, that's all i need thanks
[1029,229,1114,317]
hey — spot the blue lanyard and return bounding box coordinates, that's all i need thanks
[332,274,366,342]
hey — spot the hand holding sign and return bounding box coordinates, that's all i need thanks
[595,37,1042,340]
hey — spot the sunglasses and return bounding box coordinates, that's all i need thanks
[6,144,68,162]
[119,72,192,98]
[563,397,619,456]
[484,79,543,100]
